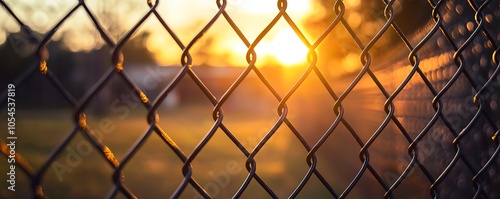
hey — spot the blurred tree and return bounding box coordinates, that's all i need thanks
[1,16,155,112]
[305,0,432,76]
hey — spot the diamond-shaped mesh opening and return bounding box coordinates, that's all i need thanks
[84,0,152,44]
[155,86,214,156]
[216,72,279,137]
[188,129,249,198]
[250,127,310,197]
[83,89,149,160]
[122,131,185,198]
[315,123,372,195]
[44,137,115,198]
[285,72,336,145]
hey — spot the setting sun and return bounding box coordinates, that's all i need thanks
[259,29,309,67]
[141,0,314,67]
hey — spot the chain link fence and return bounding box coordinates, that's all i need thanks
[1,0,499,198]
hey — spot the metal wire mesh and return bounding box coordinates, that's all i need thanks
[1,0,499,198]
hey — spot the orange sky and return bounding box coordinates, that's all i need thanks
[144,0,314,67]
[0,0,316,67]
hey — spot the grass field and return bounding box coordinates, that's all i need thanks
[1,105,363,199]
[0,79,413,198]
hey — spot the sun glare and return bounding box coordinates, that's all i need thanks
[225,29,310,67]
[262,29,309,67]
[138,0,315,67]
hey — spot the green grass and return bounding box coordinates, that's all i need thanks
[1,107,342,199]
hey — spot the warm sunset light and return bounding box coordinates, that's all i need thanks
[6,0,497,198]
[0,0,315,67]
[142,0,314,67]
[259,29,309,67]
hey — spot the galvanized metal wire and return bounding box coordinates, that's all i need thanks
[1,0,499,198]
